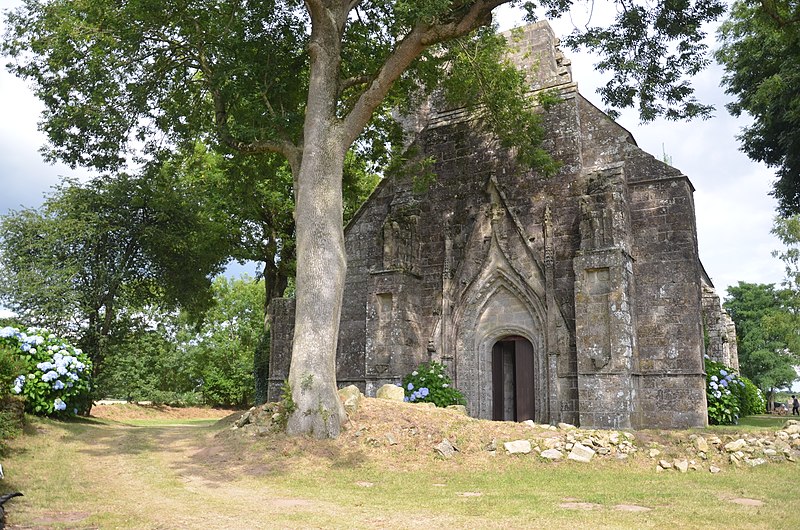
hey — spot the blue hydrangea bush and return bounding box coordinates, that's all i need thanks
[0,326,92,416]
[401,361,466,408]
[704,357,764,425]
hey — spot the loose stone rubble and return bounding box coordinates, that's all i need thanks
[230,393,800,474]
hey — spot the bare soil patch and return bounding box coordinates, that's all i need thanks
[90,403,240,422]
[728,498,765,507]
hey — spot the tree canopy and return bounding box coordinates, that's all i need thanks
[0,168,232,375]
[724,282,799,406]
[716,0,800,215]
[4,0,728,437]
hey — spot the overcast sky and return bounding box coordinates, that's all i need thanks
[0,1,788,301]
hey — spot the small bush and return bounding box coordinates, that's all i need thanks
[705,357,747,425]
[402,361,466,408]
[738,375,766,416]
[1,325,92,416]
[0,345,25,450]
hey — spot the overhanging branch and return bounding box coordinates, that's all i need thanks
[340,0,505,146]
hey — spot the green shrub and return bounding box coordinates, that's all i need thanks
[1,325,92,416]
[0,344,25,450]
[738,375,766,416]
[402,361,466,408]
[705,357,745,425]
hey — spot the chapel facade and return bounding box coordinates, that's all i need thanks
[268,22,735,429]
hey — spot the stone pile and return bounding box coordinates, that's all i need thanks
[488,422,637,463]
[229,390,800,474]
[650,420,800,472]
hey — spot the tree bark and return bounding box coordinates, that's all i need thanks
[286,135,348,437]
[286,2,348,438]
[284,0,504,438]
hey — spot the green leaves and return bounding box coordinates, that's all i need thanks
[723,281,800,395]
[440,27,559,174]
[563,0,725,121]
[716,0,800,214]
[0,169,233,382]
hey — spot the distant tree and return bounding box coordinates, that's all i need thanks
[724,282,799,410]
[5,0,726,437]
[0,169,232,379]
[716,0,800,214]
[771,214,800,291]
[177,275,266,407]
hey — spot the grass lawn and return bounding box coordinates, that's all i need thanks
[0,409,797,529]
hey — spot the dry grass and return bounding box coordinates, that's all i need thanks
[0,399,797,529]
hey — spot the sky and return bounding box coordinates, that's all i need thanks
[0,2,789,300]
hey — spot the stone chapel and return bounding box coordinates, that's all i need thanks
[268,21,737,430]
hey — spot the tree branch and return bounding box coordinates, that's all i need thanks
[339,75,372,95]
[340,0,505,146]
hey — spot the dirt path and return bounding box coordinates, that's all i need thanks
[6,415,353,530]
[4,404,799,529]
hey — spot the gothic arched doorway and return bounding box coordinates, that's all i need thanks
[491,336,535,421]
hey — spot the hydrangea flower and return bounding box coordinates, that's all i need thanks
[12,375,25,394]
[53,399,67,412]
[710,375,718,382]
[407,382,414,391]
[419,387,430,397]
[52,380,65,390]
[720,369,728,377]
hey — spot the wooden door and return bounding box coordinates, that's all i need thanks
[514,338,535,421]
[491,337,535,422]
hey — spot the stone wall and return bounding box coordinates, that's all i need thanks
[267,21,719,429]
[701,276,739,371]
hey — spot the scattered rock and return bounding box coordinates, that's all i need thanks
[338,385,363,416]
[434,438,458,459]
[648,448,661,458]
[709,465,721,474]
[658,460,673,469]
[695,436,709,453]
[541,448,564,460]
[234,410,252,428]
[724,439,747,452]
[568,442,595,463]
[385,433,398,446]
[484,439,497,452]
[745,457,767,467]
[674,459,689,473]
[784,424,800,435]
[558,422,577,430]
[521,419,536,427]
[446,405,467,415]
[504,440,532,455]
[355,481,374,488]
[376,384,405,401]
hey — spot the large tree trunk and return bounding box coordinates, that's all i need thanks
[285,4,348,437]
[286,138,347,437]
